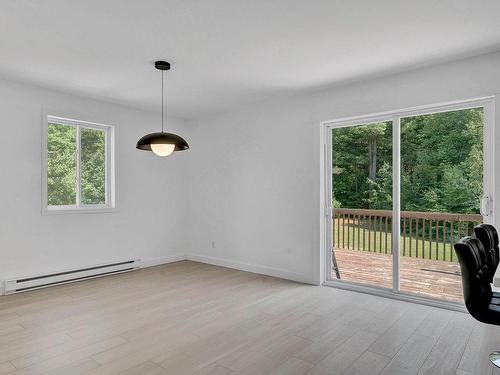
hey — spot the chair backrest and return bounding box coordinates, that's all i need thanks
[454,236,492,319]
[474,224,499,281]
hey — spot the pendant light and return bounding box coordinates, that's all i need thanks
[136,61,189,157]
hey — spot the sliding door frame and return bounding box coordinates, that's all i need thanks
[321,96,495,311]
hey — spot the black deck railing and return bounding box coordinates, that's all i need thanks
[333,208,482,262]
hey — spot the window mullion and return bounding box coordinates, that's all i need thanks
[392,115,401,292]
[76,124,81,208]
[104,128,109,206]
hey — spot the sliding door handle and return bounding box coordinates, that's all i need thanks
[480,195,491,217]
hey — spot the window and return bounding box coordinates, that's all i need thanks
[42,115,115,213]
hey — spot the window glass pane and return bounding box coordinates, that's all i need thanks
[47,123,76,206]
[331,121,393,289]
[81,127,106,205]
[399,107,483,302]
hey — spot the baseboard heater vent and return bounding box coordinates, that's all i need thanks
[4,259,141,295]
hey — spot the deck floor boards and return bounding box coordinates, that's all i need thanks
[334,248,463,301]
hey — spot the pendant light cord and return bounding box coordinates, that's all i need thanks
[161,70,164,133]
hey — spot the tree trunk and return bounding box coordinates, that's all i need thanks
[368,137,377,180]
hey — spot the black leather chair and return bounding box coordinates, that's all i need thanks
[454,236,500,367]
[474,224,500,282]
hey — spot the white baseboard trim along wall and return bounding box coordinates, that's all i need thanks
[1,252,314,295]
[139,253,314,286]
[185,253,314,285]
[140,254,187,268]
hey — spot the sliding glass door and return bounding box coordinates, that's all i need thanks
[326,99,493,303]
[398,108,485,301]
[331,121,393,289]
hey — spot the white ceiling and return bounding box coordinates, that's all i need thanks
[1,0,500,119]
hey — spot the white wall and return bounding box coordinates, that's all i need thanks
[185,51,500,285]
[0,79,189,291]
[3,51,500,293]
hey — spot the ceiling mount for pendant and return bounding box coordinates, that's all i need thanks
[154,61,171,70]
[136,60,189,157]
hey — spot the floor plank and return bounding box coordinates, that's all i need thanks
[342,350,391,375]
[457,322,499,375]
[369,304,430,358]
[417,314,474,375]
[0,362,16,375]
[268,357,313,375]
[379,333,439,375]
[316,329,379,373]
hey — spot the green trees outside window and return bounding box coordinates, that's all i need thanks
[47,122,107,207]
[332,108,483,214]
[81,127,106,205]
[47,124,76,206]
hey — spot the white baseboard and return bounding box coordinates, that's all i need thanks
[186,253,314,285]
[141,254,186,268]
[0,254,186,296]
[1,253,312,297]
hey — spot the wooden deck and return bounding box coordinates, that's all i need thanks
[334,248,464,302]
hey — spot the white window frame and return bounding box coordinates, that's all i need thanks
[320,96,495,311]
[42,114,116,215]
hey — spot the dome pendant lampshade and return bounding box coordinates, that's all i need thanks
[136,61,189,157]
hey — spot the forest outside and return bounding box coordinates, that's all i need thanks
[332,108,483,262]
[332,108,483,214]
[47,123,106,207]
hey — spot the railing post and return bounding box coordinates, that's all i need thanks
[347,213,350,250]
[379,215,383,253]
[342,213,345,249]
[402,217,406,257]
[385,216,389,254]
[368,215,371,252]
[363,215,368,251]
[357,215,360,251]
[429,219,433,260]
[415,219,419,259]
[409,218,413,258]
[444,220,446,260]
[447,221,452,261]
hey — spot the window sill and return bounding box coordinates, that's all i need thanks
[41,207,119,215]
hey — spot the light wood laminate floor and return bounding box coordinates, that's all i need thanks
[1,261,500,375]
